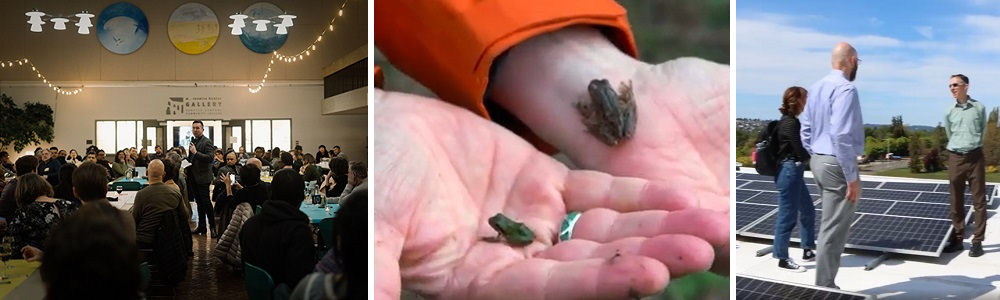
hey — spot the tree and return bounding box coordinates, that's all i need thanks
[931,122,949,168]
[983,107,1000,166]
[909,133,923,173]
[0,94,54,153]
[891,115,907,138]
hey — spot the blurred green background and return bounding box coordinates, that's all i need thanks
[382,1,731,299]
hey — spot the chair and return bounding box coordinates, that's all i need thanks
[244,262,275,300]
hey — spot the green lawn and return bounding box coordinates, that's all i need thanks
[874,167,1000,183]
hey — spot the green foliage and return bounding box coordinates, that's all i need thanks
[984,108,1000,166]
[0,94,54,153]
[891,115,907,138]
[909,134,923,173]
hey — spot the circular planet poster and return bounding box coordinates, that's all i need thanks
[168,2,219,55]
[239,2,288,54]
[96,2,149,55]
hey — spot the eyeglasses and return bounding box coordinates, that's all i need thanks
[949,83,967,88]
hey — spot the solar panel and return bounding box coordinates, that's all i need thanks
[934,184,996,196]
[746,191,780,206]
[806,184,819,195]
[855,199,894,214]
[736,275,872,300]
[737,179,751,188]
[859,189,918,201]
[742,181,777,191]
[737,202,777,231]
[804,177,815,184]
[847,214,951,254]
[862,181,882,189]
[885,202,964,220]
[737,189,761,202]
[914,192,956,205]
[880,182,937,192]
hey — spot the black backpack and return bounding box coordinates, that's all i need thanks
[754,120,781,176]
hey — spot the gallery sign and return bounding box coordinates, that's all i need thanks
[165,96,223,117]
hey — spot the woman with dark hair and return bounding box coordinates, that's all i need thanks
[52,163,81,207]
[772,86,816,272]
[135,148,150,168]
[6,174,78,256]
[315,145,329,160]
[300,154,321,182]
[66,149,84,165]
[111,150,129,178]
[320,157,349,198]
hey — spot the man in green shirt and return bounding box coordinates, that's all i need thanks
[943,74,987,257]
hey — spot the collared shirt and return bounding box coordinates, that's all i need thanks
[800,69,865,181]
[944,97,986,153]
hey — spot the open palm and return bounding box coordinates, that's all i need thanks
[374,90,729,299]
[489,27,730,212]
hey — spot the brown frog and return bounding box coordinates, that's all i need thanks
[576,79,637,146]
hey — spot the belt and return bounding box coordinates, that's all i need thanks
[815,153,836,157]
[948,147,981,155]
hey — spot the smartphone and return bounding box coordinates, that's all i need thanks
[229,174,236,184]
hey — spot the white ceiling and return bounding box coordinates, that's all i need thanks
[0,0,367,82]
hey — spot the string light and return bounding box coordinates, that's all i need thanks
[249,0,348,93]
[0,57,84,95]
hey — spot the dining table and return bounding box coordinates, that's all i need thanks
[0,259,44,299]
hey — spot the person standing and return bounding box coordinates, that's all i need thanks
[187,120,217,237]
[800,42,864,289]
[943,74,988,257]
[772,86,817,272]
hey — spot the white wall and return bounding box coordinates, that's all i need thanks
[0,84,367,163]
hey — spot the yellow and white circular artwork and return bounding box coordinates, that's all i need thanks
[168,2,219,55]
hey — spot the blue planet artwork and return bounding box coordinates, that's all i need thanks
[96,2,149,55]
[239,2,288,54]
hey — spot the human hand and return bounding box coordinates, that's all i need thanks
[374,90,728,299]
[846,179,861,203]
[220,173,231,186]
[489,26,729,212]
[21,246,43,262]
[189,143,197,155]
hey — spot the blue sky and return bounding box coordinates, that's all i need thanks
[735,0,1000,126]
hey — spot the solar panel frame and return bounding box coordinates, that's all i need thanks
[745,191,780,206]
[845,214,955,256]
[879,182,937,192]
[741,181,778,191]
[737,202,779,232]
[736,189,762,202]
[736,275,874,300]
[736,179,751,188]
[884,201,965,220]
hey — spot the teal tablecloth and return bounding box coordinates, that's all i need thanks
[299,202,339,223]
[108,177,149,191]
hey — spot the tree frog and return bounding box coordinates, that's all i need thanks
[485,213,535,247]
[576,79,637,146]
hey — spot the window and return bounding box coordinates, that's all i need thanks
[246,119,291,151]
[96,120,145,153]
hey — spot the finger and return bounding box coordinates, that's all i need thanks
[562,170,698,212]
[537,235,714,277]
[571,208,729,249]
[471,256,667,299]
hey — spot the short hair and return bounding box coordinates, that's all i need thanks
[303,154,315,164]
[192,120,204,127]
[280,152,294,167]
[349,161,367,180]
[15,155,39,176]
[779,86,808,116]
[294,145,303,151]
[41,203,140,300]
[57,162,76,189]
[0,151,7,159]
[15,173,53,207]
[49,146,58,151]
[239,164,261,186]
[270,169,304,205]
[214,149,224,156]
[167,152,182,165]
[318,145,326,150]
[97,150,106,155]
[73,162,109,201]
[952,74,970,84]
[333,145,341,150]
[330,157,349,177]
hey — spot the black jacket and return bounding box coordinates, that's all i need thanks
[240,200,315,288]
[187,135,216,185]
[37,159,61,186]
[777,115,810,162]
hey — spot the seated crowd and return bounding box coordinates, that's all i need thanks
[0,143,364,299]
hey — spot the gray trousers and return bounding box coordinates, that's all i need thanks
[811,154,857,288]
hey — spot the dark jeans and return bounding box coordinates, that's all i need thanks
[947,148,988,243]
[773,159,816,259]
[193,182,215,232]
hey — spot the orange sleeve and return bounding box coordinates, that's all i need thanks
[374,0,637,119]
[374,65,385,89]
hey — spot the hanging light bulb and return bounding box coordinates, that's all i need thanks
[338,9,343,16]
[51,17,69,30]
[26,11,46,32]
[275,24,288,35]
[76,13,94,34]
[229,13,248,35]
[253,20,270,32]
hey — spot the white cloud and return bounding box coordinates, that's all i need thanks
[915,26,934,39]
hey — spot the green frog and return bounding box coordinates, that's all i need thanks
[484,213,535,247]
[576,79,637,146]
